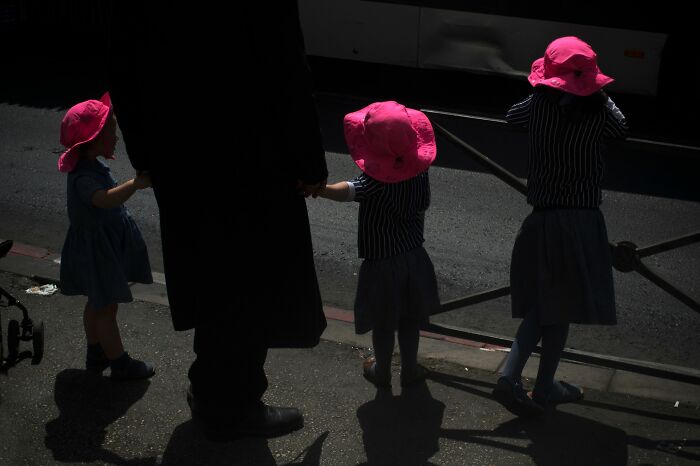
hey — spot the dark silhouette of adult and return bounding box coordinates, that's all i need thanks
[106,2,328,438]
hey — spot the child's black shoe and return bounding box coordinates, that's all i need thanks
[85,343,110,372]
[492,376,544,418]
[532,380,584,406]
[110,352,155,381]
[400,363,430,388]
[362,357,391,388]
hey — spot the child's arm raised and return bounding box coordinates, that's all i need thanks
[319,181,354,202]
[91,172,151,209]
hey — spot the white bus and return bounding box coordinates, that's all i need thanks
[299,0,689,100]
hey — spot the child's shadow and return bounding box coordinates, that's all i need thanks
[493,413,628,466]
[430,371,662,466]
[357,383,445,466]
[44,368,155,465]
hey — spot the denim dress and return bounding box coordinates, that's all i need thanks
[59,159,152,309]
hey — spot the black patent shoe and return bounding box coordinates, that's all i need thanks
[238,405,304,438]
[187,385,303,441]
[492,376,544,418]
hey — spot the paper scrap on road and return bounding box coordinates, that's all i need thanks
[25,284,58,295]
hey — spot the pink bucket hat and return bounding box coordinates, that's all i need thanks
[344,101,436,183]
[58,92,114,173]
[528,36,614,96]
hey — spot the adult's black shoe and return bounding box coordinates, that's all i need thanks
[187,385,304,441]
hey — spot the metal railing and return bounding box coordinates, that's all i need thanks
[422,111,700,385]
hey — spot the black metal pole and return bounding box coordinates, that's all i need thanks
[428,118,528,196]
[425,322,700,385]
[633,260,700,313]
[637,231,700,258]
[434,286,511,315]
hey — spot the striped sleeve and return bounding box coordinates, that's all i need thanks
[506,95,533,126]
[349,173,385,202]
[603,97,629,139]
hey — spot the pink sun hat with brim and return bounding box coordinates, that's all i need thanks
[58,92,114,173]
[344,101,436,183]
[528,36,614,97]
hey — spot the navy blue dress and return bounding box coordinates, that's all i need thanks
[60,159,153,309]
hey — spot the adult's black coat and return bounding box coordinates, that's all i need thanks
[107,3,328,347]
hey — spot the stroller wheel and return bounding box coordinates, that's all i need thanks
[7,319,20,360]
[31,321,45,365]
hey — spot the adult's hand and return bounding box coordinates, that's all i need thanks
[297,179,327,198]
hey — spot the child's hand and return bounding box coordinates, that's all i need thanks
[133,171,152,190]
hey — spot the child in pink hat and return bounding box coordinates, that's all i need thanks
[58,93,155,380]
[318,101,441,389]
[492,36,628,416]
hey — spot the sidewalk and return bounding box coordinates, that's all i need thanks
[1,243,699,465]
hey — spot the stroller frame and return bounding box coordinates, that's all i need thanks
[0,240,44,367]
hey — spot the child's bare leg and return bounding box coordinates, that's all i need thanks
[94,303,125,360]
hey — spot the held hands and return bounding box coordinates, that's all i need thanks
[297,178,327,198]
[92,170,151,209]
[133,170,152,190]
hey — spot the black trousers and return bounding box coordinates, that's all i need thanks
[188,318,268,417]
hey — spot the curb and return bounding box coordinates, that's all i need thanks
[1,239,699,405]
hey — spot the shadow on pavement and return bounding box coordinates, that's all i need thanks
[160,421,275,466]
[159,421,328,466]
[283,430,328,465]
[357,383,445,466]
[430,370,700,465]
[627,435,700,463]
[44,368,155,465]
[578,399,700,426]
[490,413,627,466]
[432,370,700,426]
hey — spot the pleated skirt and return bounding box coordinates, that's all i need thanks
[510,207,617,325]
[354,246,440,334]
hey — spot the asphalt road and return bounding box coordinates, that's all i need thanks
[1,271,699,466]
[0,64,699,370]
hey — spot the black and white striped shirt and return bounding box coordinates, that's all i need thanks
[348,171,430,259]
[507,91,628,208]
